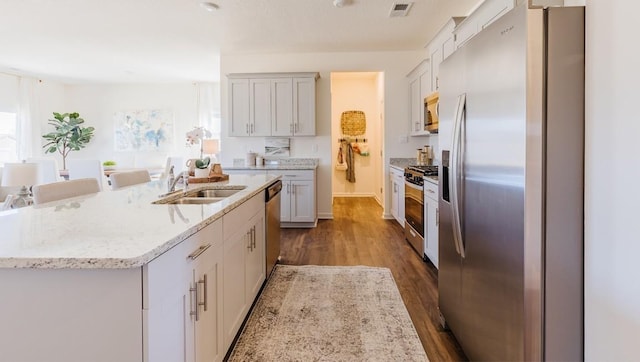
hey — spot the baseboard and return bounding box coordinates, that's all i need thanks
[332,193,376,198]
[382,213,395,220]
[318,212,333,220]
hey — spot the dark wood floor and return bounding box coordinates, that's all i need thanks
[279,197,467,361]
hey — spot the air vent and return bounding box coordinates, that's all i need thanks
[389,2,413,17]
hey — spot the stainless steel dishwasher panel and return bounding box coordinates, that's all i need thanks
[265,180,282,278]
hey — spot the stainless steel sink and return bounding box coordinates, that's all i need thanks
[153,186,247,205]
[165,197,225,205]
[185,188,245,198]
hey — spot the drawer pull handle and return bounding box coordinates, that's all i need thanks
[188,244,211,260]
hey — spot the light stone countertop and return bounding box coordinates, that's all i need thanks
[0,174,279,269]
[224,158,318,170]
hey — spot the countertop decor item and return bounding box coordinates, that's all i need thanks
[340,110,366,136]
[42,112,95,170]
[1,162,38,208]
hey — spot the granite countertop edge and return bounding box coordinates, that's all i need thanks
[0,175,279,270]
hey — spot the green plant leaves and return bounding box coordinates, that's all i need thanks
[42,112,95,168]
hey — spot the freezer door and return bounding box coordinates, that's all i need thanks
[439,4,531,361]
[437,40,468,339]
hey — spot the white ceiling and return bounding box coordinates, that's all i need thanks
[0,0,479,84]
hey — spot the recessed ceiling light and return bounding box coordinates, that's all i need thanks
[200,2,219,11]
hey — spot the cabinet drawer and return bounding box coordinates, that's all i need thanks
[268,169,314,180]
[223,193,263,241]
[424,181,438,201]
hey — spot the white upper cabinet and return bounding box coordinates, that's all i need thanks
[271,78,294,136]
[454,0,517,49]
[228,73,319,137]
[407,59,431,136]
[426,17,465,93]
[229,79,250,136]
[292,77,316,136]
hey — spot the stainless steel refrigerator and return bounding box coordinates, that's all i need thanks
[438,4,584,361]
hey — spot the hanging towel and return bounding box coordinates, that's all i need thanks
[336,144,348,171]
[342,140,356,183]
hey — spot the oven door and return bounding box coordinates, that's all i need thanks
[404,181,424,237]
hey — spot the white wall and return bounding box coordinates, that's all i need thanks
[61,84,201,169]
[221,51,429,219]
[584,0,640,360]
[331,73,381,198]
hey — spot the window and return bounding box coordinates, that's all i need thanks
[0,112,17,165]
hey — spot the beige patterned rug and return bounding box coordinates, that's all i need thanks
[227,265,429,361]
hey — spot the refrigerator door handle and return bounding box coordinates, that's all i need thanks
[450,93,466,258]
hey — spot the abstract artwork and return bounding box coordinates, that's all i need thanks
[114,109,173,151]
[265,138,290,157]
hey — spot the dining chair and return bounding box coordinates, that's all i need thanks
[26,157,63,184]
[67,159,107,190]
[32,178,100,205]
[110,170,151,190]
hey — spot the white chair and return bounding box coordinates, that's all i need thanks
[110,170,151,190]
[27,157,63,184]
[32,178,100,205]
[67,159,107,191]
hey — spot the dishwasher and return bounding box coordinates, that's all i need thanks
[265,180,282,277]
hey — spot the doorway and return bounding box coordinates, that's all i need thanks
[330,72,384,205]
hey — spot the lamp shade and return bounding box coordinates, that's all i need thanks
[1,162,39,187]
[202,139,219,155]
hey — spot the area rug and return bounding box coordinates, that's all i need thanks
[227,265,429,361]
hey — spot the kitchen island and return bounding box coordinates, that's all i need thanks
[0,173,279,362]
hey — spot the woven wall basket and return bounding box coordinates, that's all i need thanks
[340,110,366,136]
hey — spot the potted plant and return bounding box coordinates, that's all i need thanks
[194,156,211,178]
[102,160,117,171]
[42,112,95,170]
[185,126,212,176]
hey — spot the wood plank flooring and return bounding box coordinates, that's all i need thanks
[279,197,468,361]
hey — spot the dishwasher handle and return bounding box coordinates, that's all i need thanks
[265,180,283,202]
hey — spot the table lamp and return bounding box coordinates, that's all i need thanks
[1,162,38,208]
[202,139,220,163]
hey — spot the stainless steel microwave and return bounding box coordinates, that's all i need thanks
[424,91,439,133]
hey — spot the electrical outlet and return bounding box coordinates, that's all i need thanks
[399,135,409,143]
[312,144,318,153]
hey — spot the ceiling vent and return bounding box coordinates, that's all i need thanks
[389,2,413,17]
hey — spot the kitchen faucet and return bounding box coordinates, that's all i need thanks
[168,169,189,193]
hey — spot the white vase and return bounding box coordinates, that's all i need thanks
[194,167,209,178]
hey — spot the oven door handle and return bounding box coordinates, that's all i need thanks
[404,181,423,191]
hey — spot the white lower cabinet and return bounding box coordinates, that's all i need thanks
[268,170,316,227]
[222,193,265,351]
[390,167,405,225]
[423,180,439,269]
[144,218,224,362]
[0,195,267,362]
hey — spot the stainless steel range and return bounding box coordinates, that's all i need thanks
[404,165,438,259]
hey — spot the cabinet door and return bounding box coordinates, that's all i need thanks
[245,209,266,303]
[409,78,421,133]
[290,179,315,222]
[390,174,399,221]
[271,78,294,136]
[430,47,442,91]
[229,79,250,136]
[194,242,224,362]
[398,176,405,224]
[280,181,292,222]
[425,198,439,269]
[249,79,272,136]
[144,234,198,362]
[222,229,248,350]
[292,77,316,136]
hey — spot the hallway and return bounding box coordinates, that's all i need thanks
[279,197,467,361]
